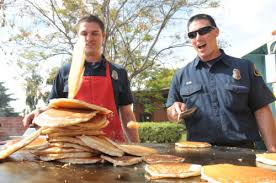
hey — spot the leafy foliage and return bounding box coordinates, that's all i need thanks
[134,67,176,113]
[0,81,18,116]
[139,122,185,143]
[1,0,220,111]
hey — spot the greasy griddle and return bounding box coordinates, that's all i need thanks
[0,143,262,183]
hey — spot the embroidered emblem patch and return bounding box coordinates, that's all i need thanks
[232,68,241,80]
[253,64,261,77]
[111,70,118,80]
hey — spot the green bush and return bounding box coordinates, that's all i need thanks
[139,122,185,143]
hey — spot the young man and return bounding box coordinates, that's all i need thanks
[23,15,139,143]
[166,14,276,152]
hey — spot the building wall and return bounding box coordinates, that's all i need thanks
[0,117,26,140]
[134,103,168,122]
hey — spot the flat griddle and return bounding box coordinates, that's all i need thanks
[0,143,265,183]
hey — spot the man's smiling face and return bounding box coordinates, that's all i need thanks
[188,19,220,61]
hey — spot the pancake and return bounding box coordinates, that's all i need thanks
[3,137,48,151]
[143,154,185,164]
[33,108,98,127]
[101,155,143,166]
[127,121,140,129]
[57,157,103,164]
[39,152,94,161]
[0,127,44,160]
[117,144,158,157]
[256,161,276,171]
[34,147,89,155]
[48,136,88,147]
[145,162,201,180]
[175,146,211,153]
[201,164,276,182]
[256,153,276,166]
[68,37,86,99]
[23,137,49,150]
[64,114,108,130]
[46,130,104,137]
[77,135,124,157]
[48,98,111,115]
[102,137,157,156]
[175,141,211,148]
[49,142,93,152]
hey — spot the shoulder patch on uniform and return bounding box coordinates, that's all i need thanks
[111,70,118,80]
[253,64,262,77]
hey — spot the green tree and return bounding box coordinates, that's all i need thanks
[134,67,176,113]
[0,81,18,116]
[1,0,219,111]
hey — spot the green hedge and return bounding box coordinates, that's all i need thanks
[139,122,185,143]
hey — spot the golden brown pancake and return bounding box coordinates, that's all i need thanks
[201,164,276,182]
[127,121,140,129]
[48,98,111,114]
[77,135,124,157]
[256,161,276,171]
[175,141,211,148]
[175,146,211,153]
[256,153,276,166]
[143,154,185,164]
[33,108,98,127]
[64,114,108,130]
[46,130,104,138]
[39,152,94,161]
[4,137,48,151]
[57,157,103,164]
[116,144,158,157]
[23,137,49,150]
[34,147,90,155]
[0,127,44,160]
[49,142,93,152]
[48,136,88,147]
[101,155,143,166]
[103,136,158,156]
[145,162,202,180]
[68,37,86,99]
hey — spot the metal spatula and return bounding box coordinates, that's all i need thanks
[178,107,197,121]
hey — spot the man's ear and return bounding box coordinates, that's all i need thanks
[102,32,106,42]
[214,27,219,37]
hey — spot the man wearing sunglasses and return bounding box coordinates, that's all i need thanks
[166,13,276,152]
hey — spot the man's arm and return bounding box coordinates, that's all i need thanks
[120,104,139,143]
[255,105,276,152]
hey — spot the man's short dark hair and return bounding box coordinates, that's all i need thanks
[77,15,105,32]
[187,14,217,31]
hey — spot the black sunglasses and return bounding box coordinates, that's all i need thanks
[187,26,215,39]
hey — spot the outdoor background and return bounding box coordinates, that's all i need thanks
[0,0,275,115]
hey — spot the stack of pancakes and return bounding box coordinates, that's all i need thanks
[0,98,158,166]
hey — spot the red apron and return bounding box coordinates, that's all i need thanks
[74,62,125,142]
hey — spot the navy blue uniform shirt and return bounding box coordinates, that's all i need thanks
[48,56,133,112]
[166,50,276,144]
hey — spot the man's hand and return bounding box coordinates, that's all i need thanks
[22,107,48,127]
[255,105,276,152]
[167,102,186,122]
[120,104,140,143]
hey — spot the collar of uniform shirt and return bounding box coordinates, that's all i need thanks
[85,55,106,69]
[193,49,230,69]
